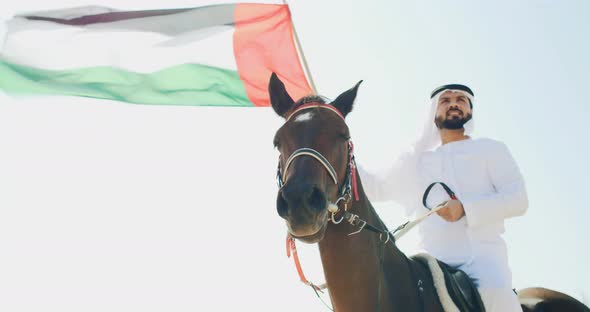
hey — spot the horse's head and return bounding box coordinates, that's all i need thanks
[270,73,362,243]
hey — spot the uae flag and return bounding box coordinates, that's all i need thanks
[0,3,313,107]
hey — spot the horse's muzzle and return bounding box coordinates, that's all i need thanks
[277,182,329,240]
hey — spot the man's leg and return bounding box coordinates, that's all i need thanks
[478,288,522,312]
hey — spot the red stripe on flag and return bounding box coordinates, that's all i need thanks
[234,4,312,107]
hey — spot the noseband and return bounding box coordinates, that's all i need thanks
[276,103,359,220]
[282,148,338,185]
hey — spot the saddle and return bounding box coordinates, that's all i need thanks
[412,253,486,312]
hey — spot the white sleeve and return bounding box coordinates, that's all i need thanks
[462,142,528,228]
[357,150,418,205]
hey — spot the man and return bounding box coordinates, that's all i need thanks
[358,84,527,311]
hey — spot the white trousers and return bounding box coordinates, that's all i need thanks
[479,288,521,312]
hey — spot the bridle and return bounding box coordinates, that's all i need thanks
[276,103,392,311]
[276,103,360,224]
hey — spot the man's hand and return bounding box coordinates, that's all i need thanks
[436,199,465,222]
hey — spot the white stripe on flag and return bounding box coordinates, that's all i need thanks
[2,21,238,72]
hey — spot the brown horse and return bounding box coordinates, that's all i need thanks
[269,72,589,312]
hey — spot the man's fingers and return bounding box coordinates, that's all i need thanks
[436,203,449,212]
[435,201,448,210]
[436,206,450,219]
[436,205,460,222]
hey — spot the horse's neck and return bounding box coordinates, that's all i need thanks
[317,181,421,311]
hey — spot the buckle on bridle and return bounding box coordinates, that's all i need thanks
[347,215,366,236]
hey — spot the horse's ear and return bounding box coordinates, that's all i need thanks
[331,80,363,118]
[268,72,295,118]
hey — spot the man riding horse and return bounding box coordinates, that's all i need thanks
[359,84,526,311]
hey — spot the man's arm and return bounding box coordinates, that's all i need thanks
[461,141,528,228]
[357,150,418,204]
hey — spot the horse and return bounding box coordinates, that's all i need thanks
[268,72,590,312]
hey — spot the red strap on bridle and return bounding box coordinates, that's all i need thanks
[286,234,323,292]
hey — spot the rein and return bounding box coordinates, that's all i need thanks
[391,182,458,241]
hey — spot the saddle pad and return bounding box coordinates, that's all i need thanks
[412,253,485,312]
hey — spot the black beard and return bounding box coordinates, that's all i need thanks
[435,112,473,130]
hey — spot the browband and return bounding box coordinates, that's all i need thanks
[286,103,344,122]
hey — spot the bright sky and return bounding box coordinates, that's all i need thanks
[1,0,589,311]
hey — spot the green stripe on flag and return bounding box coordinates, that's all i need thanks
[0,59,253,106]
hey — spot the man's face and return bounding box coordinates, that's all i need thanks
[434,90,473,130]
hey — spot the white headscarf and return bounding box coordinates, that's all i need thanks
[413,88,475,152]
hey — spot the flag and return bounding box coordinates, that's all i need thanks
[0,4,313,106]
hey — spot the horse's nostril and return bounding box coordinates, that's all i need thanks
[277,190,289,218]
[278,184,326,217]
[308,186,326,212]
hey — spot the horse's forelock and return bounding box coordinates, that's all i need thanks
[294,95,329,108]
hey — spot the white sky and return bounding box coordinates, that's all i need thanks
[1,0,589,311]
